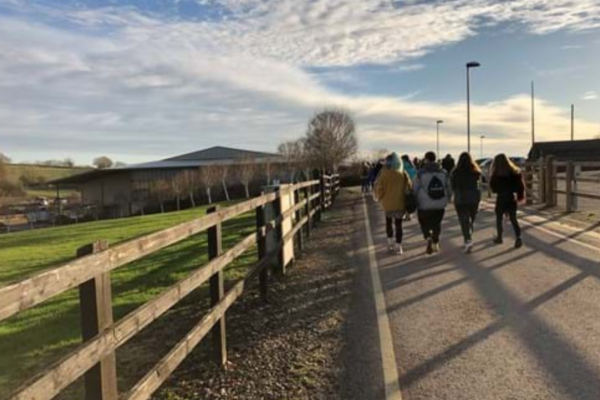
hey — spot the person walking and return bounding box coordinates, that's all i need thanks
[490,154,525,248]
[375,153,413,255]
[414,151,452,255]
[401,155,417,221]
[442,154,456,174]
[451,152,482,253]
[361,162,371,194]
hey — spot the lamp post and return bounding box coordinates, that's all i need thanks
[466,61,481,154]
[480,135,486,160]
[436,120,444,157]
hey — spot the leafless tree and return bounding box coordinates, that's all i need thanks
[304,108,358,172]
[93,156,114,169]
[180,170,199,207]
[199,165,221,204]
[237,157,257,198]
[149,180,171,213]
[218,165,231,201]
[278,139,307,182]
[171,173,188,211]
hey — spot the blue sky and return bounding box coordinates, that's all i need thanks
[0,0,599,164]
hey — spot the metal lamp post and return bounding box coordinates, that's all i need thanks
[436,120,444,157]
[466,61,481,154]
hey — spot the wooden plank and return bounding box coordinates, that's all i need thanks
[0,192,279,323]
[7,233,256,400]
[207,206,227,366]
[77,242,118,400]
[573,192,600,200]
[124,279,245,400]
[256,203,268,302]
[294,189,304,252]
[280,198,308,221]
[124,245,283,400]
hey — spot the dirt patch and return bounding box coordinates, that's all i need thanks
[152,190,361,400]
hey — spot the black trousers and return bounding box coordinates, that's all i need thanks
[417,209,445,243]
[455,204,478,242]
[386,217,403,244]
[495,196,521,238]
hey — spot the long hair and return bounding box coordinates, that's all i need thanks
[491,153,519,177]
[455,152,481,175]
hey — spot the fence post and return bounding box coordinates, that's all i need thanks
[294,188,304,253]
[566,161,574,212]
[77,241,118,400]
[207,206,227,366]
[538,156,546,204]
[573,164,581,211]
[304,186,311,238]
[274,189,285,275]
[525,164,533,205]
[317,176,325,222]
[545,156,555,207]
[255,202,268,302]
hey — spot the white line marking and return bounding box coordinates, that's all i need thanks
[362,197,403,400]
[481,204,600,252]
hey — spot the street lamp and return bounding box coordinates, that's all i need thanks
[436,120,444,157]
[479,135,486,160]
[466,61,481,154]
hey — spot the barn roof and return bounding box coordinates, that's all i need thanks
[50,146,283,185]
[528,139,600,161]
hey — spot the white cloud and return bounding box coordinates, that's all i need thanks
[582,91,598,101]
[1,1,600,163]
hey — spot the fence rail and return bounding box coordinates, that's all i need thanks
[1,174,341,400]
[522,157,600,211]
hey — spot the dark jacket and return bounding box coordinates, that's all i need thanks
[451,169,481,205]
[490,172,525,202]
[442,156,455,174]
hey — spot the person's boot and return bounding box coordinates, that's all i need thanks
[432,241,440,253]
[493,236,503,244]
[515,237,523,249]
[426,238,433,255]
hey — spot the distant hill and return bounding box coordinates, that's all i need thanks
[4,164,90,185]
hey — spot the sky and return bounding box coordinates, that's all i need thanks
[0,0,599,165]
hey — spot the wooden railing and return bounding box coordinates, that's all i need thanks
[522,157,600,212]
[0,174,340,400]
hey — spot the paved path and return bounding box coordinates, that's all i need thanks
[363,195,600,400]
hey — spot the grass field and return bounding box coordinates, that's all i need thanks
[4,163,89,184]
[0,201,256,397]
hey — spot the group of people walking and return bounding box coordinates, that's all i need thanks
[365,151,525,255]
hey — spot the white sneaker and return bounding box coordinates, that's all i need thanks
[395,244,403,255]
[464,241,473,254]
[387,238,394,252]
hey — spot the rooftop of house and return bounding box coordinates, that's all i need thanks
[51,146,282,185]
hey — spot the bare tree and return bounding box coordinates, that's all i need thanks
[93,156,114,169]
[237,157,257,198]
[304,108,358,172]
[278,139,306,182]
[181,170,199,207]
[198,165,220,204]
[218,165,231,201]
[171,173,188,211]
[149,180,171,213]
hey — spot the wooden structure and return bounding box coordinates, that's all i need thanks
[522,158,600,212]
[0,175,341,400]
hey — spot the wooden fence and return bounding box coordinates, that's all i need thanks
[523,157,600,212]
[0,175,341,400]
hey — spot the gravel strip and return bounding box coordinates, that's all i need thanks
[154,190,361,400]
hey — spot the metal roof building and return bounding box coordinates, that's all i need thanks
[528,139,600,162]
[52,146,284,218]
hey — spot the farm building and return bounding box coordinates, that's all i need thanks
[528,139,600,162]
[51,146,288,218]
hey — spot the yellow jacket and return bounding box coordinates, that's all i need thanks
[375,168,413,212]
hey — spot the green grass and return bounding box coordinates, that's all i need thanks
[0,202,257,397]
[4,164,89,184]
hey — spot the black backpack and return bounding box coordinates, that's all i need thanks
[427,174,446,200]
